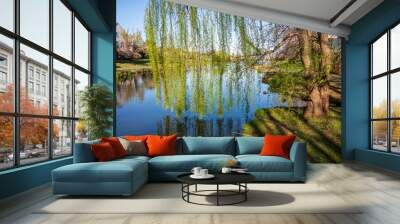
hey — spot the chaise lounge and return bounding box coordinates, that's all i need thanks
[52,137,307,196]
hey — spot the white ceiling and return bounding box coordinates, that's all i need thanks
[227,0,352,22]
[167,0,384,37]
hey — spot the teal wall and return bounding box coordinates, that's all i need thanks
[0,158,72,199]
[91,0,116,134]
[344,0,400,171]
[0,0,116,200]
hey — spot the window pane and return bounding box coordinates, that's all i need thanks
[372,33,387,76]
[372,76,387,119]
[391,120,400,153]
[20,117,49,165]
[74,69,89,118]
[0,35,14,112]
[53,0,72,60]
[75,18,89,70]
[372,121,388,151]
[0,0,14,31]
[53,59,72,117]
[20,0,49,49]
[75,120,88,143]
[0,116,14,170]
[20,44,49,115]
[391,24,400,70]
[391,72,400,118]
[53,119,72,157]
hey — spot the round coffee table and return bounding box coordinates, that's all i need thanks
[177,173,255,206]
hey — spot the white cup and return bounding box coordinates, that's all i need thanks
[191,167,202,176]
[200,169,208,176]
[221,167,232,174]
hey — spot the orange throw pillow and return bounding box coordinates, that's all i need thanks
[146,135,177,157]
[124,135,148,142]
[91,142,117,161]
[260,135,296,159]
[101,137,127,158]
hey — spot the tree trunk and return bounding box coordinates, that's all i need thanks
[300,30,313,78]
[304,86,325,117]
[300,30,324,118]
[303,32,333,118]
[320,33,332,114]
[321,84,330,113]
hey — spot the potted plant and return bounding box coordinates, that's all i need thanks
[79,84,113,140]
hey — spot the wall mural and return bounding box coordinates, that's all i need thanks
[116,0,342,162]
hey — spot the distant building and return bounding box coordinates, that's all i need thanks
[0,41,78,148]
[116,23,125,50]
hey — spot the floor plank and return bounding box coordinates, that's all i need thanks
[1,162,400,224]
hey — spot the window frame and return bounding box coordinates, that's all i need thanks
[370,22,400,154]
[0,0,92,171]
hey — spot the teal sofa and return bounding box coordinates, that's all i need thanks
[52,137,307,196]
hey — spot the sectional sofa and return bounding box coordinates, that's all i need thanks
[52,137,307,196]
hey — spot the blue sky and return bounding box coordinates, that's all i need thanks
[117,0,147,35]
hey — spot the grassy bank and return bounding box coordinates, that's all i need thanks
[117,59,151,72]
[116,59,152,82]
[242,107,341,163]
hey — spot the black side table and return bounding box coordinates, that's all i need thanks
[177,173,255,206]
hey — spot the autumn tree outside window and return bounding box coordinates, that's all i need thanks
[0,0,91,170]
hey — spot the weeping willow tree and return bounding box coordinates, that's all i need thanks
[144,0,268,118]
[144,0,275,69]
[144,0,340,118]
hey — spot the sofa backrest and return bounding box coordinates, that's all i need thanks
[235,137,264,155]
[73,136,269,162]
[180,137,235,155]
[73,139,100,163]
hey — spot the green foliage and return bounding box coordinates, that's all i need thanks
[242,107,342,163]
[142,0,340,111]
[79,84,113,140]
[262,60,307,105]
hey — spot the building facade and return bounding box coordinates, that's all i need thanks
[0,41,74,156]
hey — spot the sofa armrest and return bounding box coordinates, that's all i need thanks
[289,142,307,181]
[73,141,99,163]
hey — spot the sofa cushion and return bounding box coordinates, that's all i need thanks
[124,135,148,141]
[260,135,296,159]
[91,142,118,161]
[118,138,147,156]
[53,158,147,183]
[236,137,263,155]
[181,137,235,155]
[149,154,235,172]
[236,155,293,172]
[101,137,127,158]
[147,135,177,157]
[116,155,150,163]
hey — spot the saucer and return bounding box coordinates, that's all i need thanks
[190,174,215,179]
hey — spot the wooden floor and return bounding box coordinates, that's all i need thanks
[1,162,400,224]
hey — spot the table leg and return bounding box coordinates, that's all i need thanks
[217,184,219,206]
[187,184,190,202]
[195,184,198,192]
[245,183,247,201]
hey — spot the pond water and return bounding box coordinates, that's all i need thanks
[116,62,289,136]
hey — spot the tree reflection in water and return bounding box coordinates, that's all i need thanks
[117,62,289,136]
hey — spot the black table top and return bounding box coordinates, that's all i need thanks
[177,172,255,185]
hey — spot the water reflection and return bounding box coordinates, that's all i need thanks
[116,62,287,136]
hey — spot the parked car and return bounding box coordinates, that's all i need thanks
[8,150,32,160]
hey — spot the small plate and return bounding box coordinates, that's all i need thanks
[233,170,249,174]
[190,174,215,179]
